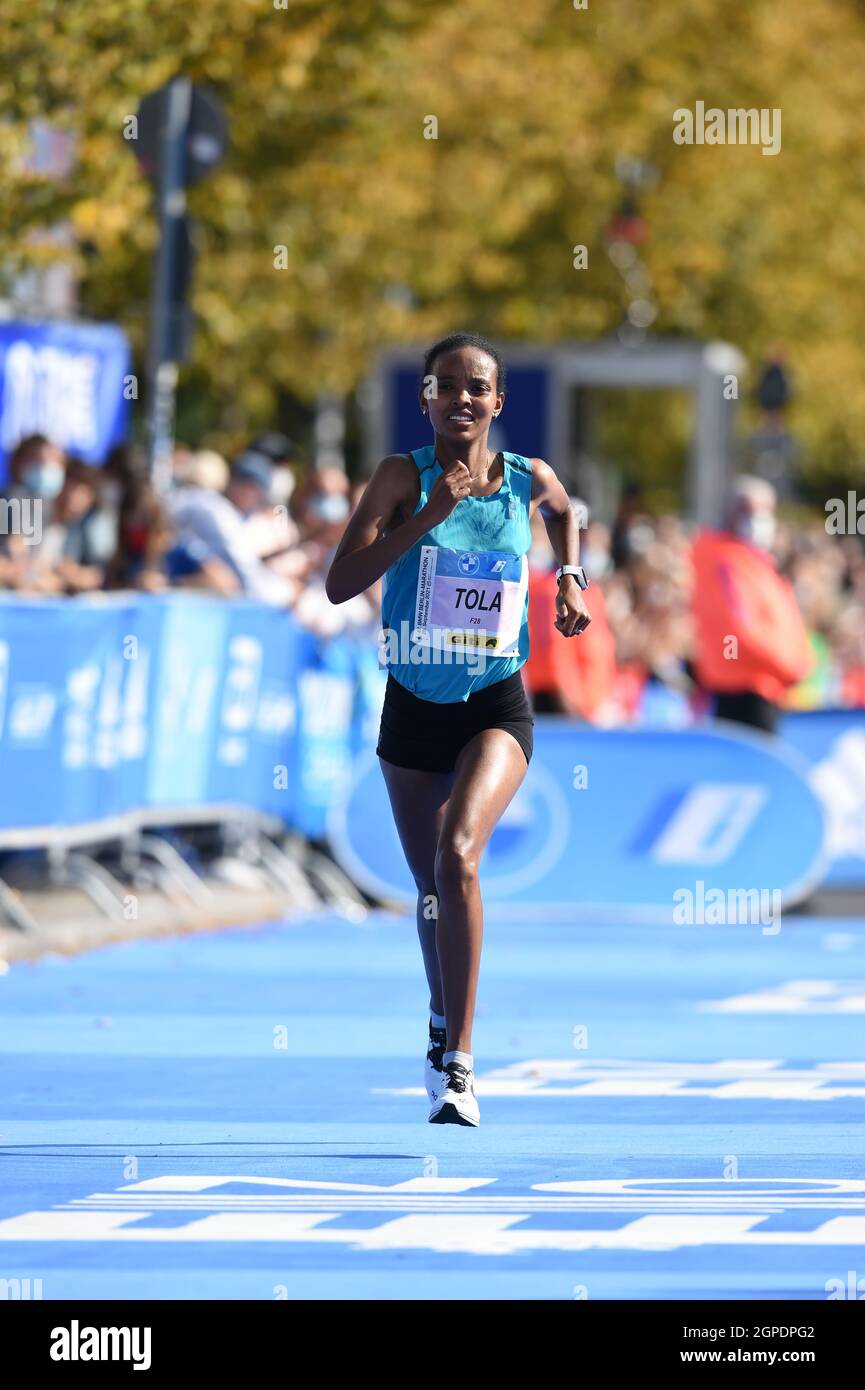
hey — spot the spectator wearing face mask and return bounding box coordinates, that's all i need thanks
[690,476,812,733]
[51,457,118,593]
[292,467,352,548]
[611,480,653,569]
[237,437,304,576]
[0,434,68,591]
[168,451,297,606]
[248,431,297,508]
[581,520,613,581]
[289,469,376,637]
[5,433,66,503]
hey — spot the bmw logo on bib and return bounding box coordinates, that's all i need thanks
[458,552,481,576]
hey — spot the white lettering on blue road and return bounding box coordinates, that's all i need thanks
[1,1176,864,1255]
[376,1058,865,1101]
[700,980,865,1013]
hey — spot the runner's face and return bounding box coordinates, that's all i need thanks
[422,349,503,444]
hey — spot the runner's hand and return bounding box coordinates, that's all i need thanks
[555,578,592,638]
[422,462,472,525]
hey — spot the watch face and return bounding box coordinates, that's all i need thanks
[558,566,588,588]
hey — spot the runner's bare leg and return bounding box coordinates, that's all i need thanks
[433,728,529,1055]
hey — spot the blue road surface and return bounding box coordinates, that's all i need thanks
[1,910,864,1300]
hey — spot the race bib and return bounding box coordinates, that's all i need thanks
[413,546,527,656]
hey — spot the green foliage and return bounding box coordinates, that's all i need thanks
[1,0,863,479]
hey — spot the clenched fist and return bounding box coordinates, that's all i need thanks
[555,576,592,637]
[421,461,473,526]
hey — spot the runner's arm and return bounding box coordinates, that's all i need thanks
[531,458,591,636]
[530,458,582,564]
[325,455,425,604]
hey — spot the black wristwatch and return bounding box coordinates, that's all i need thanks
[556,564,590,590]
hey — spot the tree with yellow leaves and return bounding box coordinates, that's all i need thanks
[1,0,864,485]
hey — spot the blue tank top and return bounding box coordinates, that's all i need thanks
[379,445,533,702]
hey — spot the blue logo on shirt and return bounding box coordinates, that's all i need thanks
[458,552,480,576]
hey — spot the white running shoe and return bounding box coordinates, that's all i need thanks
[425,1023,447,1104]
[428,1061,480,1126]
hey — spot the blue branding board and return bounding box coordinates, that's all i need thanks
[330,721,828,918]
[0,591,833,920]
[781,709,865,887]
[0,596,371,833]
[0,320,131,480]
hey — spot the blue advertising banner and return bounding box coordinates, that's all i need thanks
[0,594,374,837]
[0,594,157,828]
[781,709,865,887]
[108,594,167,819]
[145,597,229,809]
[0,589,839,926]
[329,721,828,918]
[350,640,388,758]
[290,629,358,839]
[0,599,76,828]
[0,320,131,481]
[206,602,297,818]
[58,598,139,826]
[0,595,307,833]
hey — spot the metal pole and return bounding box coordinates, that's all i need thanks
[145,76,192,495]
[313,392,346,472]
[693,343,746,526]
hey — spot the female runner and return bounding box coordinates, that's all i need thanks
[326,332,591,1125]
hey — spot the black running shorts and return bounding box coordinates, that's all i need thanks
[376,670,534,774]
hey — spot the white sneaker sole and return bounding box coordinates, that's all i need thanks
[428,1099,480,1127]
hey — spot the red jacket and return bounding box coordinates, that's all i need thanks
[691,529,812,702]
[525,568,616,718]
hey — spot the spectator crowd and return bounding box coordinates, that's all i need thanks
[1,433,864,727]
[524,477,865,727]
[0,431,380,642]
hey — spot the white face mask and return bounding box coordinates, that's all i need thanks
[269,467,295,506]
[23,460,65,499]
[530,538,555,571]
[310,493,349,523]
[738,512,776,550]
[583,547,611,579]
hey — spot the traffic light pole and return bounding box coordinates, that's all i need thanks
[145,76,192,495]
